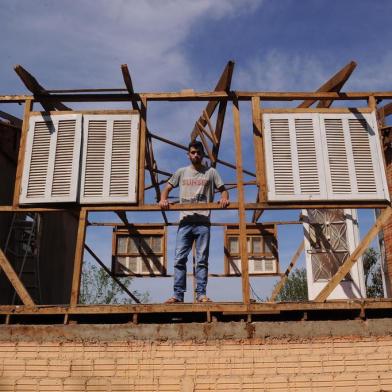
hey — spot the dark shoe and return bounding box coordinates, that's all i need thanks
[196,295,212,303]
[165,297,183,304]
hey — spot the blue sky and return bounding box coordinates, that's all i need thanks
[1,0,391,303]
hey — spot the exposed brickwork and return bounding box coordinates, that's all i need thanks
[1,334,392,391]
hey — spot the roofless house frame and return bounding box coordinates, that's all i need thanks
[1,61,392,324]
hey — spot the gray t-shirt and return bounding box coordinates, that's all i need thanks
[168,165,224,223]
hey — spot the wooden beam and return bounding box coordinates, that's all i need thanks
[252,97,267,222]
[232,99,250,304]
[190,61,234,141]
[14,65,70,111]
[0,111,22,128]
[13,98,33,207]
[84,244,141,303]
[270,241,305,301]
[138,97,147,205]
[314,206,392,302]
[377,102,392,118]
[120,64,139,110]
[0,248,35,306]
[298,61,357,108]
[70,209,88,306]
[149,132,256,177]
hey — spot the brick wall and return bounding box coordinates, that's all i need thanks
[1,322,392,391]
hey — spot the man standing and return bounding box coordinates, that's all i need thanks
[159,141,229,303]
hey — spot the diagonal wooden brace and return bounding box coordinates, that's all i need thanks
[0,248,35,306]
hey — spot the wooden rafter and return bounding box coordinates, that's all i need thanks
[0,248,35,306]
[0,110,22,128]
[298,61,357,108]
[314,206,392,302]
[120,64,139,110]
[190,61,235,165]
[14,65,71,111]
[378,102,392,118]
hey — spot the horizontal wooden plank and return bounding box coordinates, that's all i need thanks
[30,109,140,116]
[260,107,373,113]
[2,91,392,103]
[0,200,389,212]
[2,299,392,316]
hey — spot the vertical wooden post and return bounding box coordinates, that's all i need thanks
[232,98,250,304]
[13,98,33,207]
[252,97,267,203]
[70,208,88,306]
[138,97,147,205]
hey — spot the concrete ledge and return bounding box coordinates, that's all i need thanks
[1,318,392,342]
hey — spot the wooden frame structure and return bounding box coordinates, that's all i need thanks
[1,61,392,324]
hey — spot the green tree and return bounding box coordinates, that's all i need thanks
[79,260,149,304]
[273,267,308,302]
[363,248,384,298]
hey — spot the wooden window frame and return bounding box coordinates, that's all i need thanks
[224,224,279,276]
[112,224,167,277]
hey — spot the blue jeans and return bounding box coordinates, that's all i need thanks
[173,223,210,301]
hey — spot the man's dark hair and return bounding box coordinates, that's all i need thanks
[188,140,205,154]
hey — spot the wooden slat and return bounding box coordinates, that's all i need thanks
[0,111,22,128]
[298,61,357,108]
[0,248,35,306]
[138,98,147,205]
[190,61,234,141]
[14,65,70,111]
[232,99,250,304]
[120,64,139,110]
[13,98,33,207]
[378,102,392,118]
[252,97,266,222]
[202,110,218,144]
[314,206,392,302]
[70,209,88,306]
[270,241,304,301]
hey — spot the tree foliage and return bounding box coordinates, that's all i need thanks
[273,267,308,302]
[363,248,384,298]
[79,261,149,304]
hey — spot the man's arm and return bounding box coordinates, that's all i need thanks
[159,183,174,209]
[217,185,230,208]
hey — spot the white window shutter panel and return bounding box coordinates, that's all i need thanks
[80,114,140,204]
[20,114,82,204]
[320,112,389,201]
[263,113,325,201]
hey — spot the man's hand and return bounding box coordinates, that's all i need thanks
[159,199,170,210]
[218,197,230,208]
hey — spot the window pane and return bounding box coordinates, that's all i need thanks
[228,237,239,254]
[128,237,139,253]
[151,236,162,253]
[128,256,138,273]
[229,258,241,274]
[264,236,275,254]
[117,237,127,254]
[252,237,262,253]
[252,258,264,272]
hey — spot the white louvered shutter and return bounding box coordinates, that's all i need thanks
[263,112,389,202]
[20,114,82,204]
[320,112,388,200]
[263,113,326,201]
[80,114,140,204]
